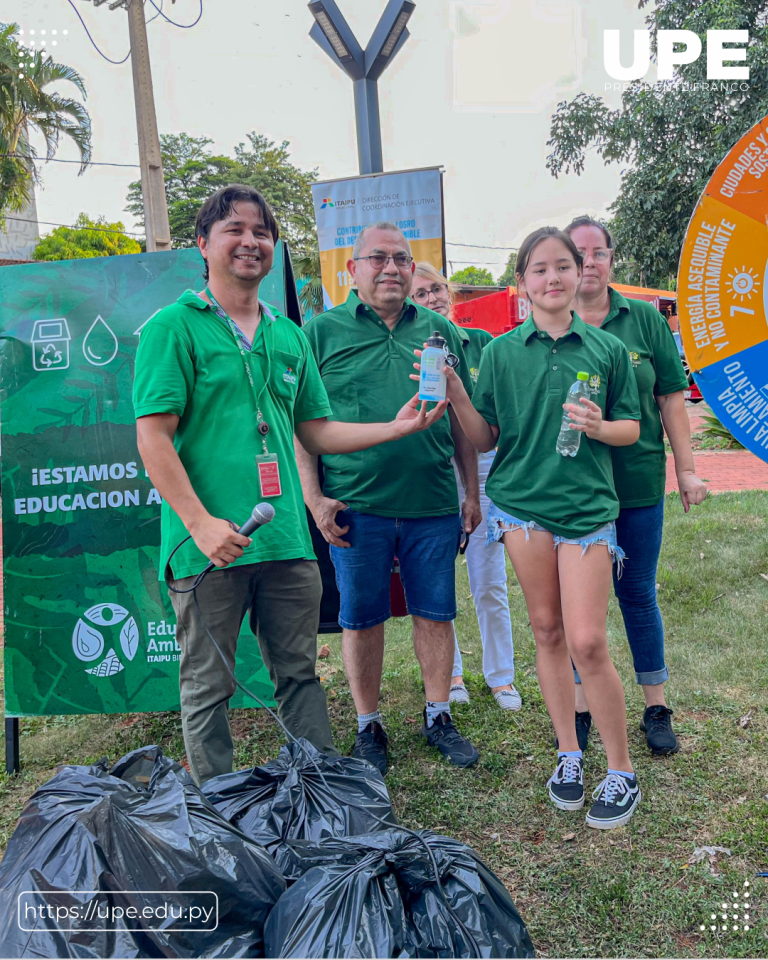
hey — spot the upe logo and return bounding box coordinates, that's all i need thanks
[320,197,334,208]
[604,29,749,81]
[72,603,140,678]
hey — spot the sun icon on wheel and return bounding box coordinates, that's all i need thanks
[728,266,760,301]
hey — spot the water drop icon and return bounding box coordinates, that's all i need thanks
[83,315,118,366]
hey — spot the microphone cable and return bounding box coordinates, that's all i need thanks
[165,532,482,957]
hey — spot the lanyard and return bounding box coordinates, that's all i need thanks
[204,287,273,454]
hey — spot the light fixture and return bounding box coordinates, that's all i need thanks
[308,0,415,174]
[380,8,412,57]
[309,1,356,65]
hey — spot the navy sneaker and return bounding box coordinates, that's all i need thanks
[640,705,679,755]
[421,711,479,767]
[586,773,641,830]
[547,756,585,811]
[353,721,389,776]
[554,711,593,752]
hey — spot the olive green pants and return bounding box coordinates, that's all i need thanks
[170,558,337,784]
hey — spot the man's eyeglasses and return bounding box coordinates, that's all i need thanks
[577,248,612,263]
[412,284,449,303]
[354,254,414,269]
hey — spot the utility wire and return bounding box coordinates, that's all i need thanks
[0,152,139,168]
[64,0,131,64]
[145,0,203,28]
[146,0,164,24]
[4,215,188,243]
[447,240,517,250]
[63,0,180,66]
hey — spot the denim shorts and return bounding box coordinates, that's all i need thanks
[487,502,625,569]
[329,510,461,630]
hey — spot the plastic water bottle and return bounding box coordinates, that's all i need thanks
[556,371,591,457]
[419,331,448,401]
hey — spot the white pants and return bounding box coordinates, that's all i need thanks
[453,450,515,687]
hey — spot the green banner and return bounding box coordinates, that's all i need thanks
[1,247,288,717]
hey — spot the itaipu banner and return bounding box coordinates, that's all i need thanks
[0,247,288,717]
[677,114,768,463]
[311,166,445,309]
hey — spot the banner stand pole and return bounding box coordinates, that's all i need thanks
[5,717,20,775]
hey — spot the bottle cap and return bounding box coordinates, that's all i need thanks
[576,371,589,381]
[426,331,447,348]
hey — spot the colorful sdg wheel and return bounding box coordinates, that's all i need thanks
[678,114,768,462]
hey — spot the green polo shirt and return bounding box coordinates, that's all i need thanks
[582,288,689,509]
[472,314,641,540]
[133,289,332,579]
[458,326,493,384]
[302,289,473,517]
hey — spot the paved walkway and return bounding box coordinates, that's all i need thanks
[665,403,768,493]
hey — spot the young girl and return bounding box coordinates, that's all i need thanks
[427,227,642,829]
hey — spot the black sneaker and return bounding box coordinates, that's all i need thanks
[554,711,593,752]
[547,756,585,811]
[640,705,679,755]
[353,721,389,776]
[421,711,479,767]
[586,773,641,830]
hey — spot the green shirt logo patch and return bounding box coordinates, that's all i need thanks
[283,367,297,384]
[589,374,601,392]
[629,351,641,367]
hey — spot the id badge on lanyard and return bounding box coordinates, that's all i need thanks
[205,289,283,498]
[255,452,282,497]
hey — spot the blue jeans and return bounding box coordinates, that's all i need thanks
[575,499,668,687]
[330,510,461,630]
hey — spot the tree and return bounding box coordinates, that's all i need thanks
[125,132,318,254]
[496,249,518,287]
[33,213,141,260]
[449,266,495,285]
[290,213,324,319]
[0,23,91,224]
[546,0,768,288]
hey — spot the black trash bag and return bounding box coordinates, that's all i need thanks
[202,739,397,879]
[0,745,285,959]
[264,829,535,958]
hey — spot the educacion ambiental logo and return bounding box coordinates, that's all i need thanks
[603,28,750,89]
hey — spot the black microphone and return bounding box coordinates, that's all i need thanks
[201,503,276,574]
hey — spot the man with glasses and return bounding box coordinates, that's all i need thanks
[296,221,481,774]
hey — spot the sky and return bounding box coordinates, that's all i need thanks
[5,0,652,277]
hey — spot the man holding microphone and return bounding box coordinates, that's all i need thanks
[133,186,447,784]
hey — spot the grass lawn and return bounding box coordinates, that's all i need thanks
[1,491,767,957]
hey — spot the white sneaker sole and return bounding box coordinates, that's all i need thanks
[586,790,642,829]
[548,787,585,811]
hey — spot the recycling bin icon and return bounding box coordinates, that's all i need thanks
[32,318,71,371]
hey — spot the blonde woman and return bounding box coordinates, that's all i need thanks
[411,262,521,712]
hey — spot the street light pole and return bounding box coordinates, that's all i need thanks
[308,0,415,175]
[353,79,383,175]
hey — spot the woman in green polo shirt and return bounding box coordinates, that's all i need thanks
[564,217,708,757]
[432,227,643,830]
